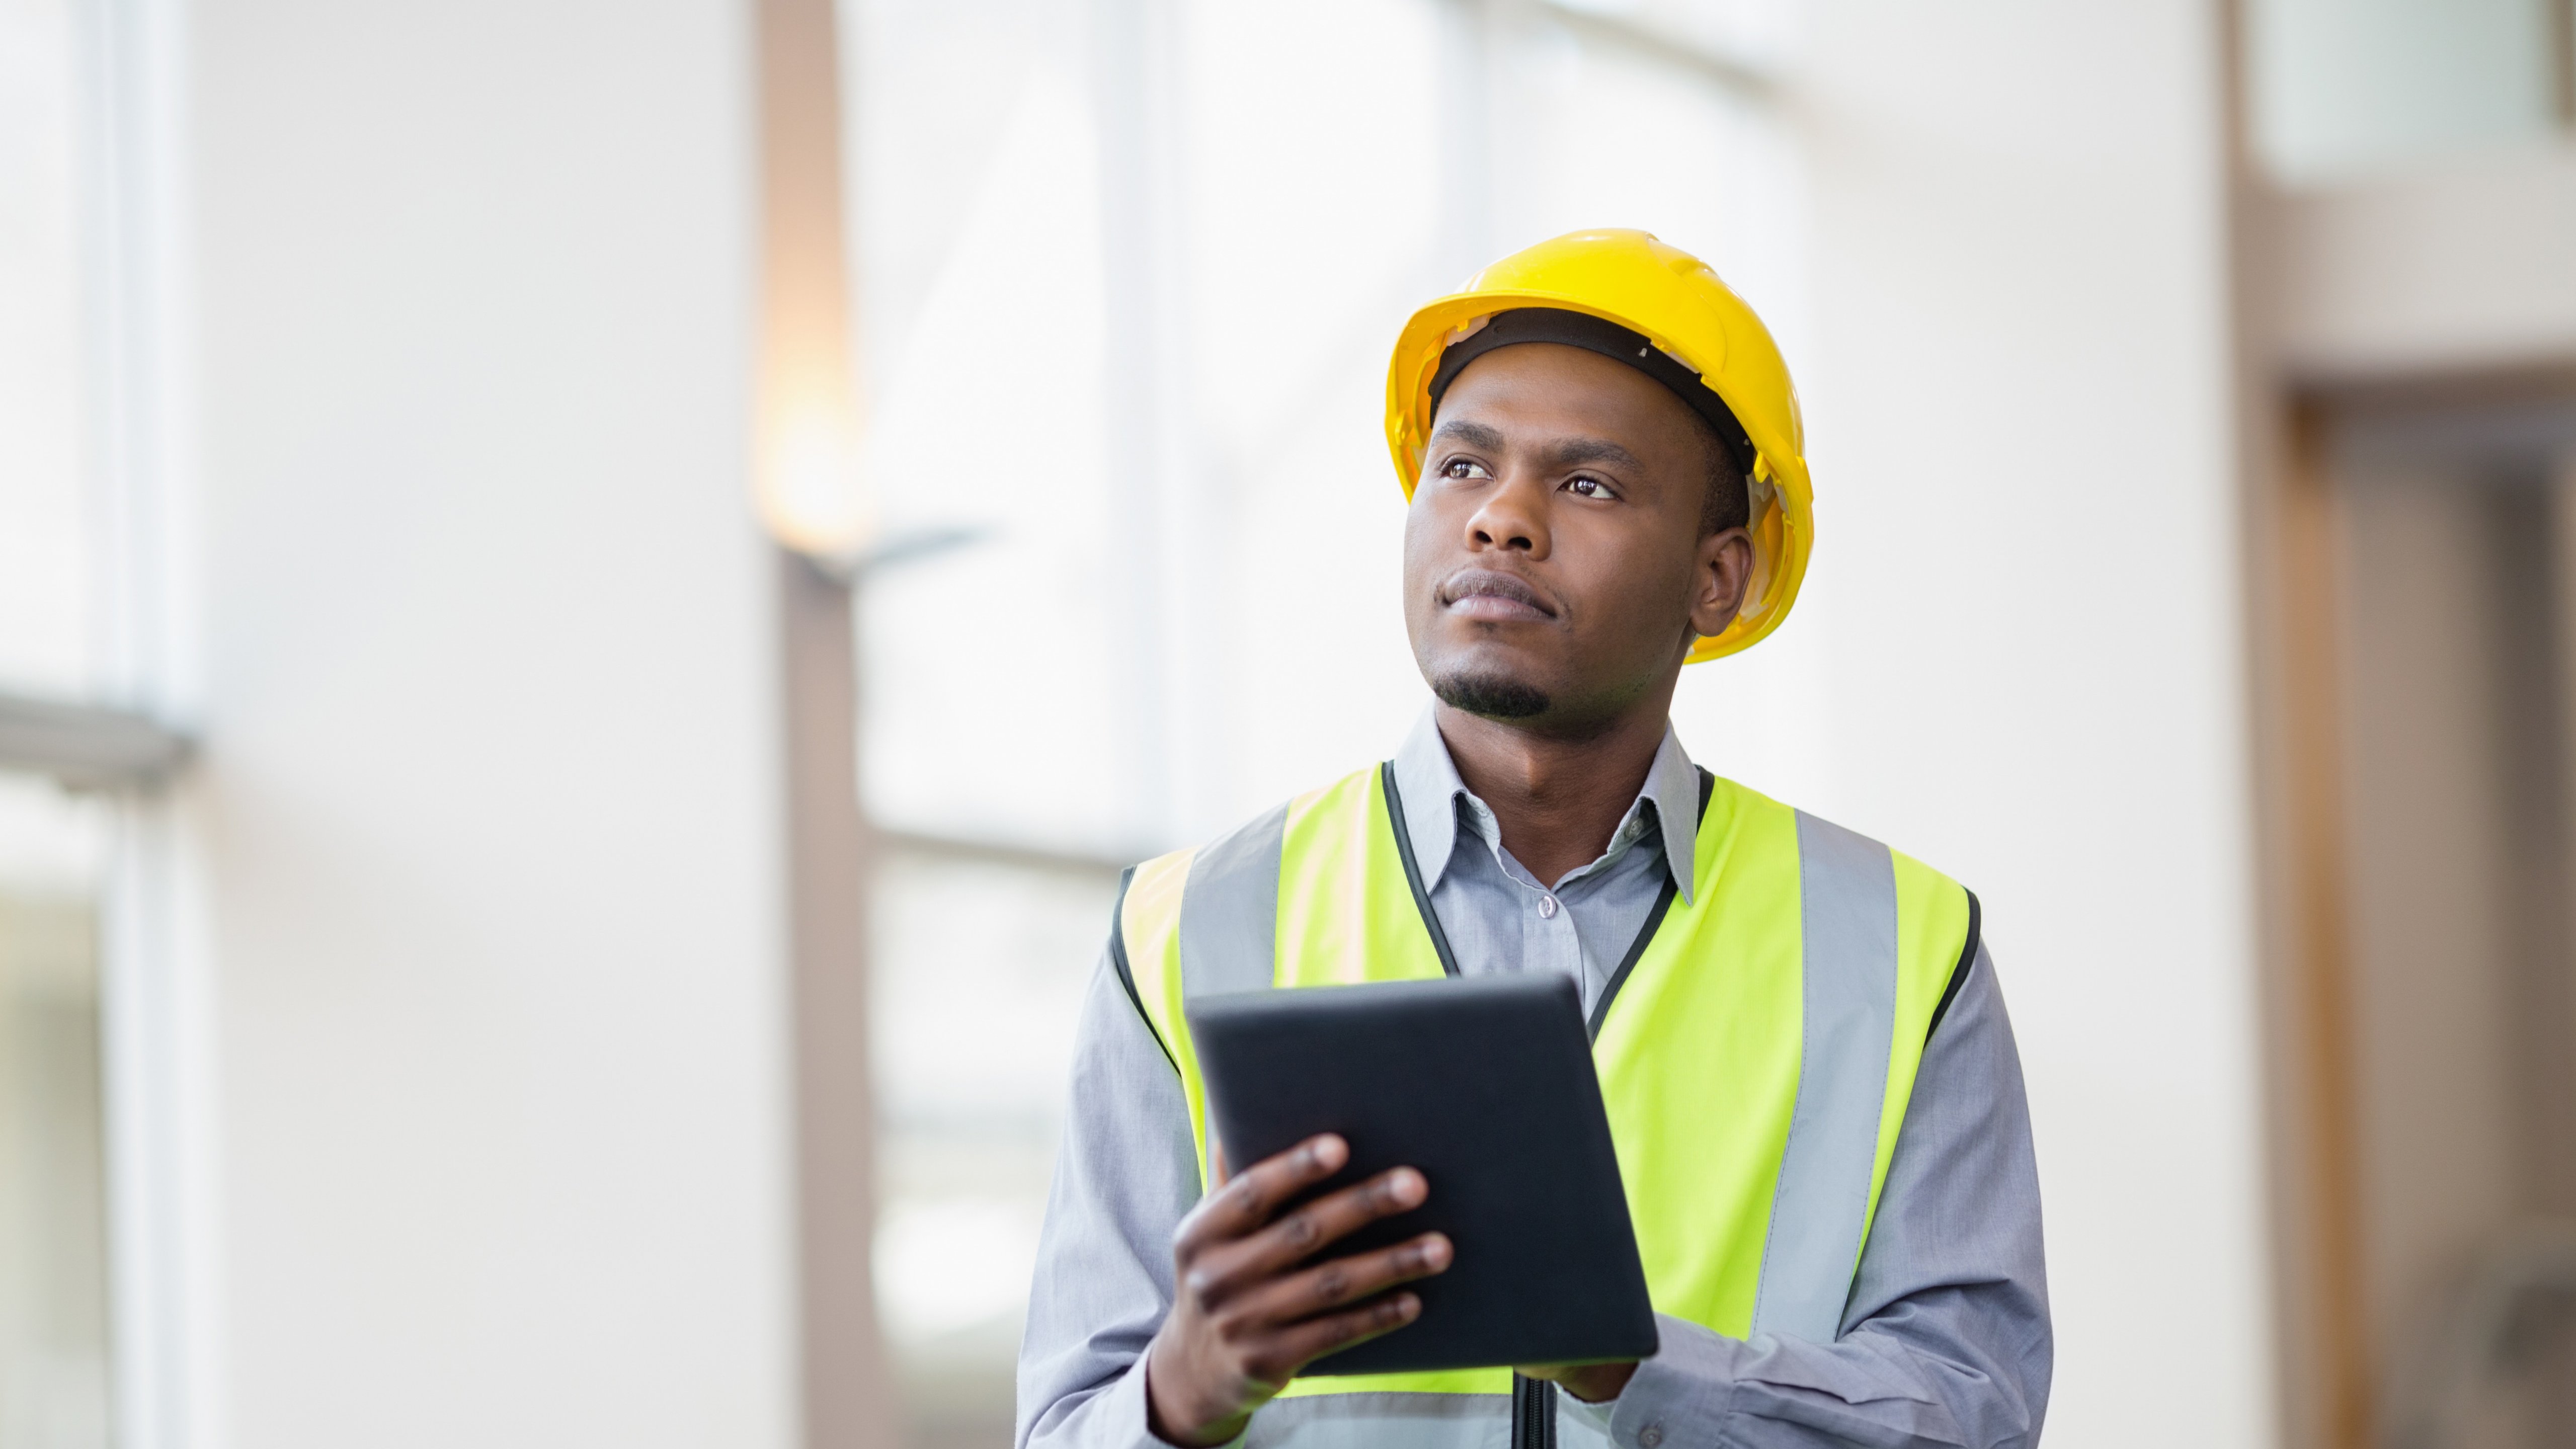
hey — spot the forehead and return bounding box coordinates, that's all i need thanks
[1428,342,1701,453]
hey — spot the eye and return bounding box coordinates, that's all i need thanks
[1440,457,1492,480]
[1565,474,1615,499]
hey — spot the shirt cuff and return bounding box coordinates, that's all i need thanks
[1095,1358,1175,1449]
[1598,1314,1745,1449]
[1558,1383,1620,1435]
[1102,1359,1253,1449]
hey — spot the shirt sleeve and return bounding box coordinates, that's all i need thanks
[1585,942,2053,1449]
[1016,945,1203,1449]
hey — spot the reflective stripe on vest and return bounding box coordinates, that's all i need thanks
[1111,762,1972,1430]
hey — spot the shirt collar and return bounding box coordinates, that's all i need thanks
[1389,704,1703,905]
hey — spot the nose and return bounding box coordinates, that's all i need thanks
[1464,473,1550,559]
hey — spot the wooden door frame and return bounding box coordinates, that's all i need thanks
[2242,361,2576,1449]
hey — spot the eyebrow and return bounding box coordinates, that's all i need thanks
[1427,419,1508,453]
[1427,422,1646,475]
[1538,436,1644,473]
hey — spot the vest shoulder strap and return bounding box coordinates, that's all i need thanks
[1114,843,1204,1175]
[1748,809,1907,1340]
[1115,765,1444,1178]
[1116,794,1304,1061]
[1759,806,1974,1339]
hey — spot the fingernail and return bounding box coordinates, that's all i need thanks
[1390,1169,1425,1204]
[1420,1234,1453,1270]
[1311,1135,1348,1170]
[1397,1293,1421,1319]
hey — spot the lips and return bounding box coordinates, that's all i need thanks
[1438,569,1558,622]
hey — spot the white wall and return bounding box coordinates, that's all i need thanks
[1722,2,2272,1443]
[2263,143,2576,383]
[179,3,797,1446]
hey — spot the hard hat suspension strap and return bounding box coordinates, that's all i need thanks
[1425,307,1755,484]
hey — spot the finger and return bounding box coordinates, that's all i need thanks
[1175,1135,1348,1255]
[1185,1168,1429,1301]
[1215,1166,1428,1286]
[1238,1233,1452,1327]
[1247,1292,1424,1382]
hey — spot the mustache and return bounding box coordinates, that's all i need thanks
[1436,568,1560,618]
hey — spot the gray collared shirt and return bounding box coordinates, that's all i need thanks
[1017,709,2052,1449]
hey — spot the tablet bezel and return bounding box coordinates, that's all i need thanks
[1187,972,1660,1376]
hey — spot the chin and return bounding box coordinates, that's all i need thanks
[1429,666,1552,720]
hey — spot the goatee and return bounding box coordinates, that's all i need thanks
[1432,669,1551,719]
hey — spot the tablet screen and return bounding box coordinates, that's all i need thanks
[1188,973,1659,1376]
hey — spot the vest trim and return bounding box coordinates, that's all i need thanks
[1181,803,1288,1000]
[1106,866,1176,1076]
[1583,768,1714,1042]
[1378,762,1462,979]
[1747,811,1900,1342]
[1237,1389,1510,1449]
[1923,890,1983,1042]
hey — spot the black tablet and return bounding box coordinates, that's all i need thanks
[1186,973,1659,1376]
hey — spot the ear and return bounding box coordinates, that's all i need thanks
[1688,527,1756,641]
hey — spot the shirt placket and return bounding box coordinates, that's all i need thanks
[1467,798,1651,1013]
[1519,869,1583,1000]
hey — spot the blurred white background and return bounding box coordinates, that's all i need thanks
[4,2,2573,1448]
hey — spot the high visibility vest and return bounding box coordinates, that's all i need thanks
[1112,761,1976,1445]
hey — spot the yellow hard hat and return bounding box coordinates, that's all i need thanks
[1385,228,1811,661]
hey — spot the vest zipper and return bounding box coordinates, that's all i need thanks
[1511,1374,1557,1449]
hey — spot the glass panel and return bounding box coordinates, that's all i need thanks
[0,0,101,698]
[0,772,113,1449]
[870,842,1118,1449]
[2244,0,2564,185]
[847,0,1125,859]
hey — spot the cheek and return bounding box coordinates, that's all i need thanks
[1573,529,1701,633]
[1399,495,1446,580]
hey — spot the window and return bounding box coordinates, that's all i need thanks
[0,1,119,1442]
[2243,0,2575,184]
[0,0,102,701]
[0,776,112,1449]
[0,1,189,1444]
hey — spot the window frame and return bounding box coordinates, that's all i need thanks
[3,0,205,1444]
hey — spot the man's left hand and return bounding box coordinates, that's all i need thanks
[1514,1362,1637,1403]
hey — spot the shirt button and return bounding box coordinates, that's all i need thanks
[1538,894,1560,919]
[1638,1425,1664,1448]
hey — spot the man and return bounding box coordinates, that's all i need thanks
[1018,230,2049,1449]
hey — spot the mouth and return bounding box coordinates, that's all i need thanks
[1437,569,1559,623]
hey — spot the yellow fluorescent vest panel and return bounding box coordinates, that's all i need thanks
[1115,764,1969,1405]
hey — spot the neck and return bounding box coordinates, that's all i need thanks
[1433,693,1673,889]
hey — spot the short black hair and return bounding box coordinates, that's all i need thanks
[1691,410,1751,537]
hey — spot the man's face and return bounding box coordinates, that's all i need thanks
[1402,342,1753,738]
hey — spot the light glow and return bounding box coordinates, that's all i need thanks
[754,381,873,559]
